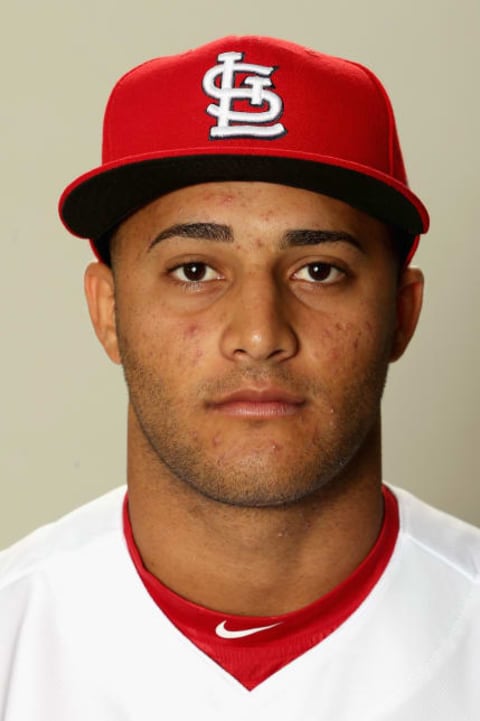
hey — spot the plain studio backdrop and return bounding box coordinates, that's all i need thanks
[0,0,478,548]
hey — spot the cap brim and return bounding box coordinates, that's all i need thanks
[59,153,429,242]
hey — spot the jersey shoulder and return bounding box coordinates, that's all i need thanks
[0,486,126,591]
[393,485,480,583]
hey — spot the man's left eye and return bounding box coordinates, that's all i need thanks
[293,262,345,284]
[170,262,220,283]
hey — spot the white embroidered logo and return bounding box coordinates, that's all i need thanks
[215,620,281,639]
[202,51,286,140]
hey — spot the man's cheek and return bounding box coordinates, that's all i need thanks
[307,320,363,365]
[179,323,207,364]
[143,320,213,373]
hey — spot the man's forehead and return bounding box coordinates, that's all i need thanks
[110,181,391,265]
[116,181,385,237]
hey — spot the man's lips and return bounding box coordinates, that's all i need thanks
[207,388,306,418]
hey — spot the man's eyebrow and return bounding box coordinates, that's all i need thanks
[280,229,364,252]
[147,224,364,253]
[148,223,233,250]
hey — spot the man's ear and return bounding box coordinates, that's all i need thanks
[84,262,121,364]
[390,266,424,362]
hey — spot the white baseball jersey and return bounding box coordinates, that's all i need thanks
[0,486,479,720]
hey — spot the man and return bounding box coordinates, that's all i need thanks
[1,35,478,720]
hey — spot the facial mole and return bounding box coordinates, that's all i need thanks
[184,324,200,338]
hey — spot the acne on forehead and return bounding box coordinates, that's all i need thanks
[116,182,392,260]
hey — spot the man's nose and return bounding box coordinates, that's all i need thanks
[219,272,299,363]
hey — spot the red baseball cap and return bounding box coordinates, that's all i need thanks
[59,35,429,261]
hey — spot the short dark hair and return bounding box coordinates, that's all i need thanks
[93,228,115,266]
[389,227,415,271]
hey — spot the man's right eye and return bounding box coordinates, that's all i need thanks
[169,262,220,283]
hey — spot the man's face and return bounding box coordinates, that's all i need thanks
[89,182,422,508]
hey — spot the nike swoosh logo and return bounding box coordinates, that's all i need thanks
[215,620,281,639]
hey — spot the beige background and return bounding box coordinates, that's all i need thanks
[1,0,478,548]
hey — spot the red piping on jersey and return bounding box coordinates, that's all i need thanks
[123,486,399,690]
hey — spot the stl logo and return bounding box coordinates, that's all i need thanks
[202,51,286,140]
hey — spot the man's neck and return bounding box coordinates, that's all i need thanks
[126,424,384,616]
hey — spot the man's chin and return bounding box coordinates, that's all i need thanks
[168,452,335,510]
